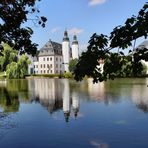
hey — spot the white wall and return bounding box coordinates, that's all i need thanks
[62,41,70,72]
[36,55,64,74]
[72,44,79,59]
[141,60,148,74]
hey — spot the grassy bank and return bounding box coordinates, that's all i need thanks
[0,72,6,79]
[26,72,73,79]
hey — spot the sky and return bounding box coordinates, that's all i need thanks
[30,0,147,53]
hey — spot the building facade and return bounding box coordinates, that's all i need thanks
[136,40,148,74]
[30,31,79,74]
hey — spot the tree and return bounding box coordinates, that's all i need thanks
[0,0,47,55]
[6,62,19,79]
[74,2,148,83]
[0,43,30,78]
[17,54,31,78]
[69,58,78,73]
[6,55,30,79]
[0,43,18,71]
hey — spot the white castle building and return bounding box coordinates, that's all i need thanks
[31,30,79,75]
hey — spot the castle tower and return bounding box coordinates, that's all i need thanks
[62,30,70,72]
[72,92,79,118]
[62,79,70,122]
[72,34,79,59]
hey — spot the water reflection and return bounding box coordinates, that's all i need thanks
[0,78,148,118]
[131,82,148,112]
[62,79,80,122]
[29,78,80,122]
[62,79,70,122]
[72,91,79,118]
[29,78,63,113]
[0,79,29,113]
[87,78,105,100]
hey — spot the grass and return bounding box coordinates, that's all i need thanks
[26,73,73,79]
[0,72,6,79]
[26,74,64,78]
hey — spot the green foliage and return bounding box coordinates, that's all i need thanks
[74,2,148,83]
[141,63,147,75]
[17,55,31,78]
[0,44,18,71]
[0,72,5,79]
[6,62,19,79]
[6,55,30,79]
[69,58,78,72]
[0,0,47,55]
[32,74,63,78]
[0,88,19,113]
[63,72,73,78]
[0,79,29,113]
[110,2,148,49]
[0,44,30,79]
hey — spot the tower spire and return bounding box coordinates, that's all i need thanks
[62,29,70,72]
[72,34,78,45]
[63,29,69,42]
[71,34,79,59]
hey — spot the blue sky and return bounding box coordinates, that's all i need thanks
[30,0,147,52]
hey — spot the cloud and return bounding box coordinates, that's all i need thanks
[90,140,109,148]
[50,27,61,33]
[68,27,84,35]
[79,43,88,51]
[89,0,106,6]
[79,43,88,56]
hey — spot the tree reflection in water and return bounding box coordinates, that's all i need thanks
[0,79,29,113]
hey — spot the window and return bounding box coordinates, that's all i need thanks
[60,58,61,62]
[44,64,46,68]
[56,64,58,68]
[47,58,49,61]
[41,70,42,73]
[44,70,46,73]
[50,57,52,61]
[40,64,42,68]
[56,70,58,74]
[43,58,45,61]
[34,65,35,68]
[50,64,52,68]
[47,64,49,68]
[56,57,58,61]
[50,70,52,74]
[36,65,38,68]
[60,64,62,68]
[47,70,49,73]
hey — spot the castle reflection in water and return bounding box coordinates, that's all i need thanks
[28,78,80,122]
[28,78,148,117]
[1,78,148,121]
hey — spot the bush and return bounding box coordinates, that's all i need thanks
[63,72,73,78]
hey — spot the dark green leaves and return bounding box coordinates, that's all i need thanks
[74,2,148,83]
[0,0,47,55]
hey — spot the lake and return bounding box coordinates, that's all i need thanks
[0,78,148,148]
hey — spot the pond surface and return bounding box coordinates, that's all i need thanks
[0,78,148,148]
